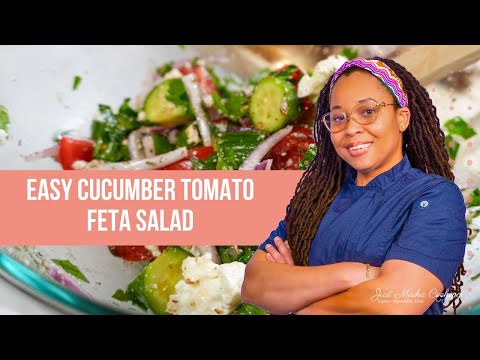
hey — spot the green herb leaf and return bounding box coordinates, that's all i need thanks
[52,259,90,283]
[468,188,480,207]
[124,270,149,310]
[178,45,186,50]
[212,93,228,115]
[467,208,480,227]
[237,246,257,263]
[445,134,460,160]
[215,131,266,170]
[225,92,249,121]
[250,68,273,85]
[150,133,173,155]
[191,151,218,170]
[212,92,249,122]
[217,246,258,264]
[235,303,268,315]
[208,67,251,122]
[118,98,138,118]
[112,289,132,301]
[191,57,200,67]
[156,62,173,77]
[0,105,9,131]
[91,100,143,162]
[444,116,477,139]
[112,289,147,310]
[340,47,359,60]
[472,273,480,281]
[165,78,193,116]
[299,143,316,170]
[207,67,225,93]
[72,75,82,90]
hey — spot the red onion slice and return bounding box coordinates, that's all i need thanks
[77,147,188,170]
[23,144,59,162]
[128,128,146,160]
[48,267,87,295]
[128,126,172,160]
[182,73,212,146]
[254,158,273,170]
[141,135,156,158]
[239,125,293,170]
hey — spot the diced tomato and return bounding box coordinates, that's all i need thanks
[58,136,95,170]
[193,65,218,97]
[186,146,214,160]
[263,127,314,170]
[297,98,316,127]
[177,61,193,76]
[177,62,218,97]
[108,246,168,261]
[161,146,214,170]
[274,64,305,87]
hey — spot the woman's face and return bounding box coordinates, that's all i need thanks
[329,70,410,185]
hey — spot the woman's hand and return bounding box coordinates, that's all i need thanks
[242,247,383,314]
[264,236,294,265]
[262,236,382,285]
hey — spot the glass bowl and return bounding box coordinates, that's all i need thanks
[1,45,479,315]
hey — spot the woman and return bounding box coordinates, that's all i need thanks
[241,57,468,315]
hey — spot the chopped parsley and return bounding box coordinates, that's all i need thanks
[471,272,480,281]
[299,143,316,170]
[340,47,359,60]
[443,117,476,161]
[112,289,147,310]
[467,188,480,207]
[72,75,82,90]
[0,105,9,132]
[444,116,477,140]
[52,259,90,283]
[156,62,173,77]
[445,134,460,160]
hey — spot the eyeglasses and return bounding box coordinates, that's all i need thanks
[322,100,397,133]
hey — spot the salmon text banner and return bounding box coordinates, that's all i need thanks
[0,171,303,246]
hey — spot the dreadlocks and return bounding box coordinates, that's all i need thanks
[284,56,465,314]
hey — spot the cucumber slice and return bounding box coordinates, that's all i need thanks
[144,78,194,127]
[249,77,301,133]
[129,246,192,315]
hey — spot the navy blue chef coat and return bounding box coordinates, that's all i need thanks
[259,154,468,315]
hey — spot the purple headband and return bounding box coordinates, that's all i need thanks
[329,58,408,108]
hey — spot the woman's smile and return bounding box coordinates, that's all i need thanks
[345,142,373,157]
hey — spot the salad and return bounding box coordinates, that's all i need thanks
[23,46,480,314]
[36,50,356,315]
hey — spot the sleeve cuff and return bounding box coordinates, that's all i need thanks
[384,243,460,291]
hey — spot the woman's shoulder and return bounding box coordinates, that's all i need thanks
[408,170,465,209]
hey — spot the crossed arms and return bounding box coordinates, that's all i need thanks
[240,237,444,315]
